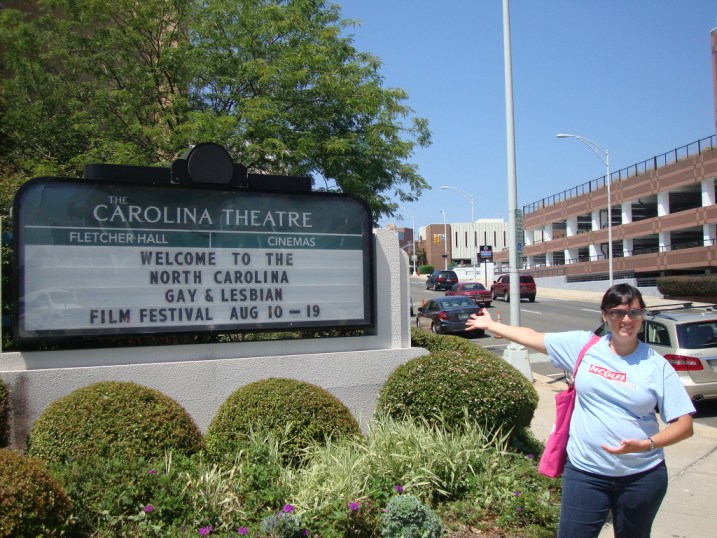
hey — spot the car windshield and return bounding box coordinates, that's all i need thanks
[678,322,717,349]
[441,298,475,308]
[463,283,485,290]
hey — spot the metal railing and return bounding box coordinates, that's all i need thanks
[524,135,717,214]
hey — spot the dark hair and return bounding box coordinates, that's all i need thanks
[600,283,646,311]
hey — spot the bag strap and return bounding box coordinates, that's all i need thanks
[570,333,601,382]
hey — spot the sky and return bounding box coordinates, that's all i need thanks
[335,0,717,233]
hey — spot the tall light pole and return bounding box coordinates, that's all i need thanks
[556,133,613,286]
[503,0,520,326]
[440,185,474,223]
[440,209,448,270]
[411,213,416,275]
[500,0,532,382]
[441,185,476,277]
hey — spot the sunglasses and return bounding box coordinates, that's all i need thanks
[605,308,645,321]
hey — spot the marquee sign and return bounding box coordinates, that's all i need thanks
[13,177,374,342]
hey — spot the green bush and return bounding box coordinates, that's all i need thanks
[50,451,195,536]
[205,377,361,463]
[418,264,433,275]
[0,449,73,537]
[657,275,717,298]
[27,381,203,465]
[376,329,538,439]
[0,378,7,447]
[380,494,442,538]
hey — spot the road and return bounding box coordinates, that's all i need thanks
[410,279,717,428]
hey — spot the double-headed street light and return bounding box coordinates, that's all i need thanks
[556,133,613,287]
[440,209,447,270]
[440,185,474,223]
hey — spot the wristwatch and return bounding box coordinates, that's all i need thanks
[646,437,656,451]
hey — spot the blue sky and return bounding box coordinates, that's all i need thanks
[336,0,717,233]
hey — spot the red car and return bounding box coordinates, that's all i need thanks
[491,274,536,302]
[445,282,492,308]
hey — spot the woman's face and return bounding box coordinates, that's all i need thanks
[602,298,644,341]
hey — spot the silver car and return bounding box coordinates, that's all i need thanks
[598,303,717,402]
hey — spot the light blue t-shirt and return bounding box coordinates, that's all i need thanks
[544,330,695,477]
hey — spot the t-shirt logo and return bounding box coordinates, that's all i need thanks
[588,364,627,383]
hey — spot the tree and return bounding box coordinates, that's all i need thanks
[0,0,431,221]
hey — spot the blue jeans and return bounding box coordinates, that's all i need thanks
[558,460,668,538]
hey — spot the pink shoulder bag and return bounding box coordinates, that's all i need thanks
[538,334,600,478]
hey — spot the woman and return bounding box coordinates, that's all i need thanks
[465,283,694,538]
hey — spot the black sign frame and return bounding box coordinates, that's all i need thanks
[13,177,375,344]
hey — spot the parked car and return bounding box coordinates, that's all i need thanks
[595,303,717,402]
[490,274,536,302]
[425,269,459,291]
[415,296,484,337]
[445,282,492,308]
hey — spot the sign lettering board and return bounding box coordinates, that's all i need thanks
[13,178,374,342]
[479,245,493,262]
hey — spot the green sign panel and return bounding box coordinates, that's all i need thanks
[14,178,374,342]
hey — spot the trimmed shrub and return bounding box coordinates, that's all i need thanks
[0,449,73,537]
[27,381,203,465]
[657,275,717,298]
[376,329,538,437]
[0,378,7,447]
[205,377,361,463]
[418,265,433,276]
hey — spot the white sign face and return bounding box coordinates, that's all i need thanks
[14,178,374,342]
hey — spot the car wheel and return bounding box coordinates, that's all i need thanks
[432,282,438,291]
[430,322,438,333]
[528,295,536,302]
[484,302,491,308]
[415,318,421,329]
[426,281,430,290]
[492,292,497,300]
[503,291,509,302]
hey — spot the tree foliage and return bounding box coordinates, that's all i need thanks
[0,0,431,219]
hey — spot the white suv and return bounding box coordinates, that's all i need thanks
[597,303,717,402]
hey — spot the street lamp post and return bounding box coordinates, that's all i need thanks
[556,133,613,286]
[440,209,448,270]
[441,185,476,277]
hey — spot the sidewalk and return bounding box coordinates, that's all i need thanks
[530,287,717,537]
[531,373,717,537]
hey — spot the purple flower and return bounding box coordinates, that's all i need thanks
[198,525,213,536]
[303,531,309,536]
[393,485,404,494]
[282,504,295,513]
[349,501,360,511]
[237,528,248,535]
[513,490,522,497]
[148,469,158,475]
[527,454,535,460]
[144,505,154,513]
[516,506,524,512]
